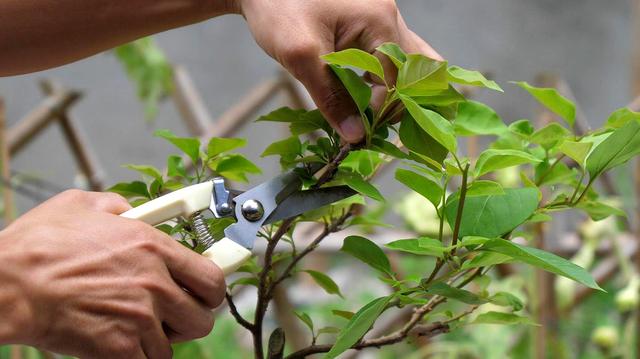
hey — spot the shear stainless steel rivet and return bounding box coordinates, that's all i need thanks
[241,199,264,222]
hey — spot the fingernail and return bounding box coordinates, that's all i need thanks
[339,115,365,143]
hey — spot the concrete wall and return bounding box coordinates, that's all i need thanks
[0,0,633,213]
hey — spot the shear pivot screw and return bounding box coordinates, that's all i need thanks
[241,200,264,222]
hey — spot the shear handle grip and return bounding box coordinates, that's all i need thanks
[120,182,214,225]
[202,238,252,275]
[120,182,250,276]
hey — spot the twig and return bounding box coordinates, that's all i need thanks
[251,142,357,358]
[269,213,351,293]
[225,292,253,331]
[283,297,480,359]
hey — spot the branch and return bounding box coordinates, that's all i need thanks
[268,212,351,294]
[284,298,482,359]
[225,292,253,331]
[251,142,357,358]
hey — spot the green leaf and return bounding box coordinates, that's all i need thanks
[207,137,247,158]
[318,327,341,336]
[108,181,150,199]
[376,42,407,68]
[480,239,603,290]
[322,49,385,82]
[461,251,513,270]
[509,119,535,140]
[454,101,507,136]
[341,150,384,177]
[426,282,488,305]
[155,129,201,164]
[325,296,392,359]
[331,310,355,320]
[606,107,640,129]
[123,164,162,180]
[448,66,503,92]
[472,311,537,325]
[466,180,505,197]
[530,123,571,150]
[576,200,627,221]
[294,312,314,333]
[261,136,302,158]
[328,64,371,114]
[385,237,445,258]
[114,37,173,119]
[371,138,409,159]
[445,188,540,238]
[489,292,524,311]
[167,155,188,178]
[341,172,384,201]
[290,110,331,135]
[514,81,576,127]
[397,54,448,94]
[341,235,391,275]
[535,160,576,186]
[213,154,261,183]
[474,149,541,177]
[400,95,456,152]
[257,106,305,123]
[399,111,448,167]
[304,270,343,298]
[395,168,443,209]
[586,119,640,180]
[558,140,593,167]
[412,85,466,106]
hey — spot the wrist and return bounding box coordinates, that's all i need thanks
[0,229,35,345]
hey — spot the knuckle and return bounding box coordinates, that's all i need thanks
[136,276,169,296]
[100,192,129,207]
[133,234,164,257]
[376,0,398,16]
[280,40,320,75]
[128,303,157,329]
[58,189,88,203]
[109,332,139,357]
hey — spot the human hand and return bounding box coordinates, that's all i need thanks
[236,0,442,143]
[0,190,225,358]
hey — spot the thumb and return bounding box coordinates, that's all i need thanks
[283,50,365,143]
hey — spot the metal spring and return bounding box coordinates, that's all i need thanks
[190,213,215,249]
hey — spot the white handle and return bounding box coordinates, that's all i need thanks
[202,237,252,275]
[121,182,214,225]
[120,182,251,276]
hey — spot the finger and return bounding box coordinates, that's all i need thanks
[161,240,226,309]
[160,286,215,342]
[396,13,444,60]
[140,320,173,359]
[281,42,365,143]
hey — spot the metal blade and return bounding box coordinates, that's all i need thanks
[263,186,357,225]
[223,170,301,249]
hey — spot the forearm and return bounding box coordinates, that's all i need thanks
[0,0,238,76]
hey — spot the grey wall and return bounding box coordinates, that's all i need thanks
[0,0,633,213]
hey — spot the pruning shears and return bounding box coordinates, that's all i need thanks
[120,168,356,275]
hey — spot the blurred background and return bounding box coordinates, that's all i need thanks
[1,0,639,358]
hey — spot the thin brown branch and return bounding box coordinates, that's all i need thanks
[269,213,351,294]
[225,292,254,331]
[251,142,358,358]
[283,297,480,359]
